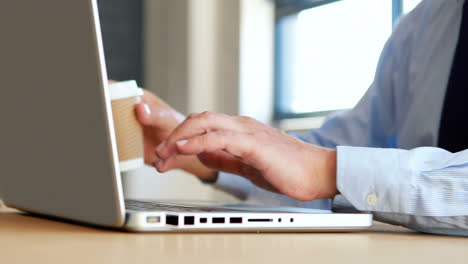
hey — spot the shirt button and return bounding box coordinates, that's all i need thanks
[366,194,378,206]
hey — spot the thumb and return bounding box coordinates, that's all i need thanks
[135,103,153,126]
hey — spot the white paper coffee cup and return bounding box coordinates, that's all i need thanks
[109,80,144,172]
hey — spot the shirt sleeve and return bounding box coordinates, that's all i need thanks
[338,146,468,236]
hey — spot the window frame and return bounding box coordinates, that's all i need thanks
[273,0,405,121]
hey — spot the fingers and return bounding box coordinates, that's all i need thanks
[136,90,186,127]
[201,151,279,193]
[176,130,248,157]
[135,90,157,126]
[198,151,246,175]
[155,130,256,172]
[156,112,250,159]
[135,103,153,126]
[153,155,178,172]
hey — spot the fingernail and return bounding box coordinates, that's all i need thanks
[155,159,164,169]
[152,157,164,168]
[143,103,151,116]
[176,140,189,147]
[156,142,165,153]
[152,157,160,165]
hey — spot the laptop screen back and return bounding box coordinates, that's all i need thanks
[0,0,125,227]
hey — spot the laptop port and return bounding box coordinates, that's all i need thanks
[166,215,179,226]
[184,216,195,225]
[248,218,273,222]
[200,218,208,223]
[229,217,242,224]
[146,216,161,224]
[212,217,225,224]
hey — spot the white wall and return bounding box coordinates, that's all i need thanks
[239,0,275,123]
[122,0,274,201]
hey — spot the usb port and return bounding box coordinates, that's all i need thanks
[184,216,195,225]
[230,217,242,224]
[166,215,179,226]
[212,217,225,224]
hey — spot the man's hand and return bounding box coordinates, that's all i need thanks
[134,90,217,181]
[154,112,338,201]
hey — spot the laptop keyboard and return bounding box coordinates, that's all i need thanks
[125,199,231,212]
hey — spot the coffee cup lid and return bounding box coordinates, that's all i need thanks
[108,80,143,100]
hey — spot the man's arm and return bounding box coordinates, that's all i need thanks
[209,3,468,237]
[212,0,412,206]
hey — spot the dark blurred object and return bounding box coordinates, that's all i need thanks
[275,0,341,17]
[98,0,144,86]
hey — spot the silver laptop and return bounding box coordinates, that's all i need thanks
[0,0,372,232]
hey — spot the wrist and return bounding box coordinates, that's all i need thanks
[322,148,338,198]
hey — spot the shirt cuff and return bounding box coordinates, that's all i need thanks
[336,146,411,214]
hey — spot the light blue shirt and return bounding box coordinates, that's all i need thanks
[215,0,468,236]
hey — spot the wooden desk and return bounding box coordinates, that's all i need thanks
[1,209,467,264]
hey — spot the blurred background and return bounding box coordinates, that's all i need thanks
[97,0,422,202]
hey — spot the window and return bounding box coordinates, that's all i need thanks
[274,0,422,120]
[403,0,423,14]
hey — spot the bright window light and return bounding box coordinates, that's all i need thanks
[403,0,423,15]
[288,0,392,113]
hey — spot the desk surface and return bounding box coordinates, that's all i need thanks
[1,209,467,264]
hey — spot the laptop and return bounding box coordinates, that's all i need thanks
[0,0,372,232]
